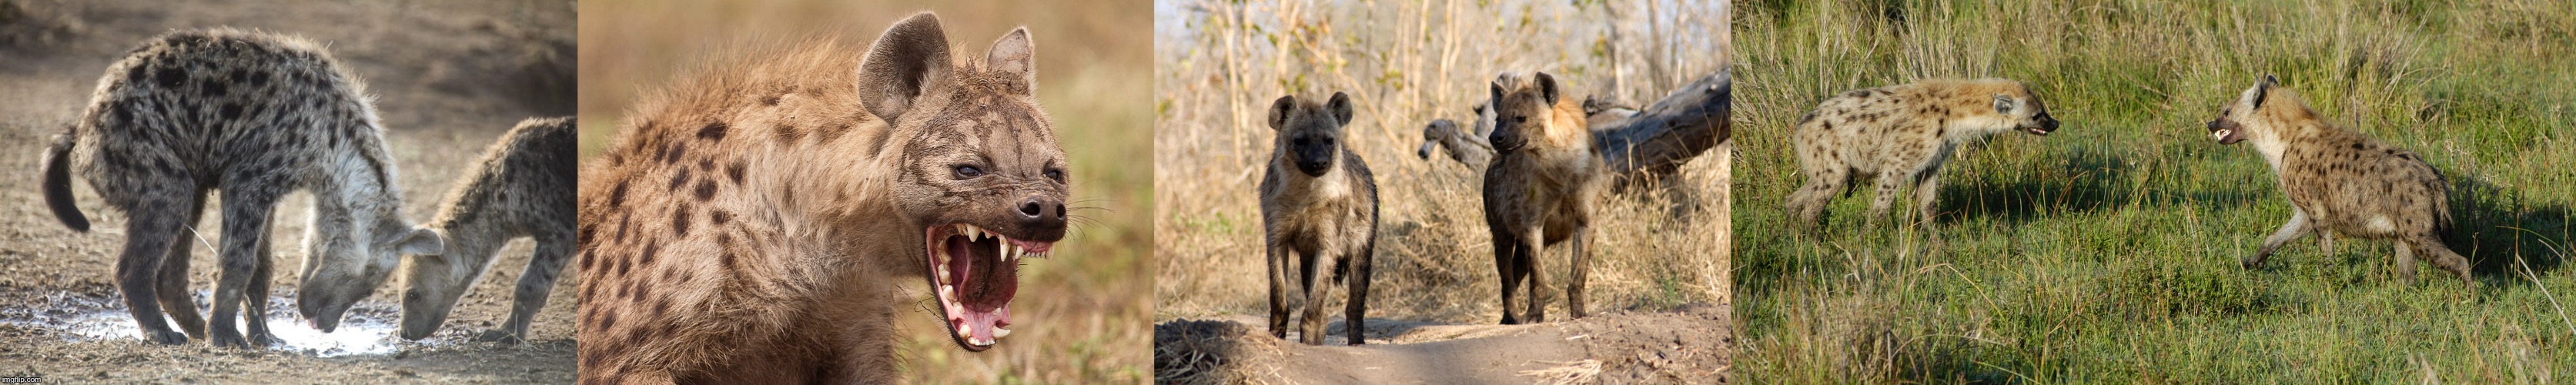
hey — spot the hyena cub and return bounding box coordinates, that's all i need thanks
[396,117,576,343]
[1258,92,1378,345]
[39,28,444,348]
[1785,79,2059,233]
[1483,72,1599,324]
[2206,75,2471,285]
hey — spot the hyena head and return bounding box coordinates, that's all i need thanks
[298,191,445,333]
[1488,72,1566,152]
[856,12,1069,352]
[2206,75,2289,146]
[1268,92,1356,177]
[1990,85,2060,136]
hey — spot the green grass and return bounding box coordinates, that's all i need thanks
[1731,1,2575,382]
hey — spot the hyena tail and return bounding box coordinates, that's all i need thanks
[42,130,90,233]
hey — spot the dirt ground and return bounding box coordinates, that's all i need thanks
[1155,303,1731,383]
[0,0,574,382]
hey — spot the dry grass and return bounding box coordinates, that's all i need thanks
[1154,0,1730,330]
[577,0,1153,382]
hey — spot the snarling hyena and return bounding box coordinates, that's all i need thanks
[1258,92,1378,345]
[395,116,577,343]
[1783,79,2060,233]
[38,28,445,348]
[1481,72,1600,324]
[2205,75,2471,285]
[574,13,1070,383]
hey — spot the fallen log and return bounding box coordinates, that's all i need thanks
[1418,69,1731,186]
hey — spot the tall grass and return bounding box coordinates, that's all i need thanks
[1154,0,1731,328]
[1732,0,2575,382]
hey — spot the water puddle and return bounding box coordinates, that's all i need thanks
[2,290,448,357]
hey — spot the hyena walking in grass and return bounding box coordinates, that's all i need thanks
[1784,79,2059,234]
[38,28,444,348]
[1259,92,1378,345]
[1483,72,1600,325]
[2205,75,2472,286]
[574,13,1070,382]
[396,117,576,343]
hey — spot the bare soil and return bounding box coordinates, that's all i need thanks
[0,0,573,382]
[1155,303,1731,384]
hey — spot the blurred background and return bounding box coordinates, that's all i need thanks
[578,0,1153,382]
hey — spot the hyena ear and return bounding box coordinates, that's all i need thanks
[985,27,1036,95]
[1992,94,2016,114]
[1489,81,1506,106]
[1326,92,1354,126]
[1534,72,1561,105]
[2252,75,2275,109]
[1266,95,1297,131]
[393,228,446,256]
[857,12,954,122]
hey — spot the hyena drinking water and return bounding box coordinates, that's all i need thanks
[39,28,444,348]
[574,13,1071,382]
[396,116,577,343]
[1258,92,1378,345]
[2205,75,2471,286]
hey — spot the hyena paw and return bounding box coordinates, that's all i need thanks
[209,330,250,349]
[473,330,526,345]
[145,330,189,345]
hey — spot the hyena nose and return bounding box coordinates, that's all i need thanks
[1017,196,1062,227]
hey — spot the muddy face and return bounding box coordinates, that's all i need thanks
[855,14,1067,352]
[1994,92,2059,136]
[1268,92,1355,177]
[2206,75,2274,146]
[296,204,442,333]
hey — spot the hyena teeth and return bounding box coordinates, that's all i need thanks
[955,323,971,337]
[2212,129,2231,140]
[993,326,1011,339]
[939,284,954,299]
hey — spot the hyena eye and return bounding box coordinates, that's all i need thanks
[1043,168,1066,182]
[952,165,985,179]
[1514,116,1528,123]
[1318,137,1333,146]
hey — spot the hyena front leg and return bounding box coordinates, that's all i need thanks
[1343,239,1373,345]
[115,186,199,345]
[1863,172,1905,229]
[484,232,576,343]
[2247,209,2314,270]
[1521,223,1549,323]
[154,190,209,339]
[1266,243,1292,339]
[1493,229,1525,325]
[1911,171,1944,233]
[1565,224,1591,320]
[242,232,279,346]
[2393,239,2420,281]
[1298,249,1332,344]
[206,186,283,349]
[1786,167,1849,232]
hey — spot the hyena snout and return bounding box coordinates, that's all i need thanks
[2206,118,2246,144]
[1015,195,1067,231]
[1291,139,1337,176]
[2033,112,2061,133]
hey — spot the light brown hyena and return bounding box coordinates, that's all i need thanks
[39,28,444,349]
[1258,92,1378,345]
[1415,95,1632,169]
[396,116,577,343]
[1481,72,1600,325]
[574,13,1070,383]
[2204,75,2471,285]
[1783,79,2060,233]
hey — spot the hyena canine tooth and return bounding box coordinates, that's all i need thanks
[1481,72,1599,324]
[38,28,443,349]
[396,116,577,343]
[2206,75,2471,286]
[1783,78,2059,234]
[1259,92,1379,345]
[573,12,1071,383]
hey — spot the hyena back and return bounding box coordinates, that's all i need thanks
[2206,75,2470,285]
[38,28,443,348]
[574,13,1070,383]
[1784,78,2059,233]
[1259,92,1378,345]
[398,116,577,343]
[1481,72,1600,325]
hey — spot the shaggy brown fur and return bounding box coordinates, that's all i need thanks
[1784,78,2059,234]
[1258,92,1378,345]
[573,13,1071,383]
[2206,75,2471,285]
[399,116,578,343]
[1481,72,1600,325]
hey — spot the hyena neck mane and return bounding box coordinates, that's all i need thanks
[2248,89,2335,169]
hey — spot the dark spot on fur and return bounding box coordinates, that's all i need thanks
[671,206,693,237]
[818,122,855,143]
[710,210,731,225]
[577,249,595,272]
[601,311,617,330]
[694,180,718,201]
[220,103,243,119]
[201,80,226,97]
[725,162,746,184]
[125,65,149,85]
[155,66,187,88]
[639,241,659,267]
[772,123,805,143]
[668,168,692,192]
[697,121,730,141]
[616,256,631,277]
[697,158,714,172]
[609,179,631,208]
[761,94,781,106]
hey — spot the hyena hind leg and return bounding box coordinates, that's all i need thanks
[483,233,577,343]
[1862,173,1905,229]
[152,191,210,339]
[2410,236,2475,286]
[1343,240,1372,345]
[116,187,199,345]
[1785,168,1848,233]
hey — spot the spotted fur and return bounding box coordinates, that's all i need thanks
[1783,78,2060,235]
[1258,92,1378,345]
[1481,72,1600,324]
[2206,75,2470,285]
[396,116,578,343]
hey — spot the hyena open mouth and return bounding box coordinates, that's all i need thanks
[922,223,1052,351]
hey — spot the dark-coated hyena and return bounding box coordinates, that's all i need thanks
[1784,79,2060,234]
[1483,72,1599,325]
[2205,75,2471,285]
[38,28,444,348]
[1259,92,1379,345]
[396,116,577,343]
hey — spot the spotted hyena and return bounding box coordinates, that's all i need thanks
[38,28,445,348]
[1783,78,2060,233]
[574,13,1069,383]
[2205,75,2471,285]
[394,116,577,343]
[1259,92,1378,345]
[1482,72,1600,324]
